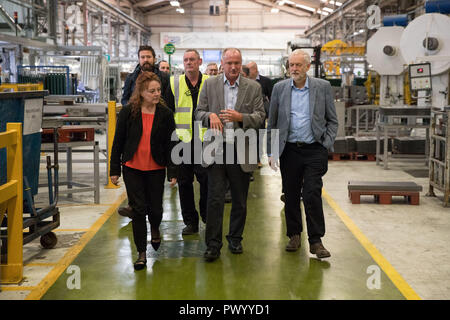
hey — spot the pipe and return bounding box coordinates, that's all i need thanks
[425,0,450,13]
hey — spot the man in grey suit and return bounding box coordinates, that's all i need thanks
[267,49,338,259]
[195,48,265,262]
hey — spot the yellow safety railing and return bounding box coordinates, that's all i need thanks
[0,123,23,284]
[0,83,44,93]
[105,101,120,189]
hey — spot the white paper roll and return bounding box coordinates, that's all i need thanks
[367,26,405,75]
[400,13,450,75]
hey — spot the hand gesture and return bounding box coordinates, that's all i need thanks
[209,113,223,133]
[110,175,120,185]
[268,157,279,172]
[219,109,243,123]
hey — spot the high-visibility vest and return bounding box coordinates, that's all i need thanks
[170,74,209,142]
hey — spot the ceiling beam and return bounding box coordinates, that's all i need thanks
[304,0,365,36]
[134,0,167,8]
[89,0,151,34]
[143,0,200,15]
[249,0,313,18]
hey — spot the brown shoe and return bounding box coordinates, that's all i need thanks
[118,206,134,219]
[310,242,331,259]
[285,234,301,252]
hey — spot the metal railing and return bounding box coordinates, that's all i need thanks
[0,123,23,284]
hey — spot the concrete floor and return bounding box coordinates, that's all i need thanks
[1,132,449,300]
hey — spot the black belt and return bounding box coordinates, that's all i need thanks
[287,141,320,148]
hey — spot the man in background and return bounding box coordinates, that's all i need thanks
[159,60,170,74]
[205,62,219,76]
[121,45,169,106]
[165,49,210,236]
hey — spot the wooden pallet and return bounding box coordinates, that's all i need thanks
[328,152,356,161]
[348,181,422,205]
[42,126,95,143]
[354,153,376,161]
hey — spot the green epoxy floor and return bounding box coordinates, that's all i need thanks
[42,171,405,300]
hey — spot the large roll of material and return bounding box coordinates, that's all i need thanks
[400,13,450,75]
[367,26,405,75]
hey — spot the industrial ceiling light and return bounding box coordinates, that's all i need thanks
[295,4,315,12]
[322,7,334,12]
[321,0,342,6]
[170,1,180,6]
[271,8,280,13]
[176,7,185,13]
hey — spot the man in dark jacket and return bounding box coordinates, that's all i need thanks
[246,61,273,114]
[121,45,170,106]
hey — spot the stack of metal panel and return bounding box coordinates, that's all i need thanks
[333,137,347,153]
[393,137,426,154]
[346,136,356,153]
[356,136,391,154]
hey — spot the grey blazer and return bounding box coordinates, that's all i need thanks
[267,76,338,158]
[195,74,266,172]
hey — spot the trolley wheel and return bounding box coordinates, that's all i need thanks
[40,232,57,249]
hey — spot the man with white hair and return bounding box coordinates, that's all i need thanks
[267,49,338,259]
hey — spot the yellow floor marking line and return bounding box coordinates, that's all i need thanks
[57,203,114,208]
[54,229,89,232]
[25,263,58,267]
[322,189,421,300]
[25,191,127,300]
[1,286,36,291]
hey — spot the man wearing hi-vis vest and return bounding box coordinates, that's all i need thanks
[165,49,210,236]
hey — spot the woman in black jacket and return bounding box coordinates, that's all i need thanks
[110,71,176,270]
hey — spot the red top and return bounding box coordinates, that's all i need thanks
[125,113,165,171]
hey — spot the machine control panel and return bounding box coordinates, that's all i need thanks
[409,63,432,91]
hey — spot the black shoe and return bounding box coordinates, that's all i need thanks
[280,194,285,203]
[150,227,161,251]
[204,247,220,262]
[118,206,134,219]
[228,241,243,254]
[182,224,199,235]
[133,255,147,271]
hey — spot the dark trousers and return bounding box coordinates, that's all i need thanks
[178,163,208,226]
[122,166,165,253]
[205,162,250,250]
[279,142,328,245]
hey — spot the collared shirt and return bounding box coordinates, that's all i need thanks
[287,77,315,144]
[223,75,240,136]
[185,72,203,111]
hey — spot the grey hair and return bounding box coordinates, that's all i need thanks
[290,49,311,65]
[185,49,201,59]
[222,48,242,59]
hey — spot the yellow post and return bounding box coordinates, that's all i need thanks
[105,101,120,189]
[0,123,23,284]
